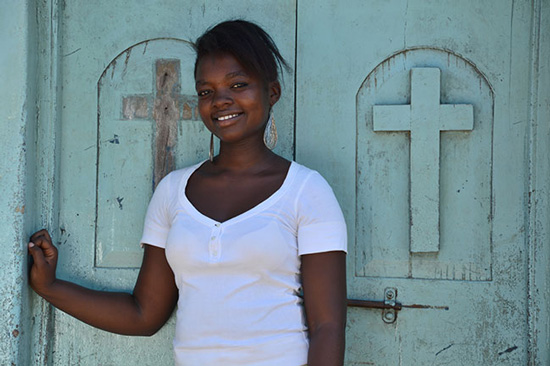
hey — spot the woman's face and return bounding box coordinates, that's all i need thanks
[195,53,281,145]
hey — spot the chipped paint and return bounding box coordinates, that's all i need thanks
[1,0,544,365]
[498,345,518,356]
[357,48,494,281]
[95,40,202,269]
[0,1,39,365]
[116,196,123,210]
[111,57,203,189]
[107,135,119,144]
[152,59,180,188]
[297,0,549,364]
[122,96,148,119]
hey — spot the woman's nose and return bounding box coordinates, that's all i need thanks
[212,89,233,108]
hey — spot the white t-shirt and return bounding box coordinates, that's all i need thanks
[140,161,347,366]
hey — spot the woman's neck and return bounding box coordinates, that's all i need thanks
[214,138,279,173]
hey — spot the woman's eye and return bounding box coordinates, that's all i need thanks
[231,82,247,89]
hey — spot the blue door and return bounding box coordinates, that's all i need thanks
[45,1,295,365]
[296,0,536,364]
[33,0,547,365]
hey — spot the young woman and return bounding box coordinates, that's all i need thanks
[29,20,347,366]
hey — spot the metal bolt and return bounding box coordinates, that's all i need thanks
[385,289,395,300]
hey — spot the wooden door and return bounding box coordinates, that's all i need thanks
[296,0,534,365]
[48,1,295,364]
[35,0,548,365]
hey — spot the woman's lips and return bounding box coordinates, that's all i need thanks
[215,113,240,121]
[213,112,243,127]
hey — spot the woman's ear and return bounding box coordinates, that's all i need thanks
[268,81,281,106]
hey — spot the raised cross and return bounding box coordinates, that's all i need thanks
[373,68,473,253]
[121,59,199,188]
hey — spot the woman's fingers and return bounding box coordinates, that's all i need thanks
[30,228,51,243]
[28,229,58,293]
[29,230,58,264]
[28,242,46,266]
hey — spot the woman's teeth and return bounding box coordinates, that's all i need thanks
[217,113,240,121]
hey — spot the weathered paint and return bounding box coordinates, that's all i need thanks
[0,1,548,365]
[357,48,493,282]
[297,0,548,364]
[373,67,474,253]
[151,59,180,188]
[46,1,296,365]
[0,1,39,365]
[527,1,550,364]
[96,39,202,268]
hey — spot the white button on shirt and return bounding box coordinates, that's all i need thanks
[141,161,347,366]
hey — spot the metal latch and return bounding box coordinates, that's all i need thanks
[347,287,400,323]
[347,287,449,324]
[382,287,398,323]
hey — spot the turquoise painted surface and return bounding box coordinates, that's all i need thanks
[0,1,548,365]
[357,53,492,281]
[0,1,37,365]
[50,1,296,365]
[529,1,550,363]
[296,0,547,364]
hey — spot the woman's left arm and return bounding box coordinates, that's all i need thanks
[301,250,347,366]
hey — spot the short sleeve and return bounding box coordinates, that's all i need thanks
[296,171,348,255]
[140,173,173,248]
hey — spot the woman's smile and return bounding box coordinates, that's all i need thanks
[216,113,241,121]
[213,112,244,127]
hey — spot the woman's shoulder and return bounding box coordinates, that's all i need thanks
[168,162,203,178]
[286,161,338,202]
[290,161,330,186]
[156,161,205,192]
[289,161,346,235]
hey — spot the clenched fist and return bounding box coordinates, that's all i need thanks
[28,229,58,296]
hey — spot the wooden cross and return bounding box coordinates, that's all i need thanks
[373,68,474,253]
[121,59,199,188]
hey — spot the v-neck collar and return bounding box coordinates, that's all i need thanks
[179,161,297,227]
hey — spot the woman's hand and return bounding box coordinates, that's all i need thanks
[28,229,58,296]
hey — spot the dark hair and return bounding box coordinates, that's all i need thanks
[193,20,290,84]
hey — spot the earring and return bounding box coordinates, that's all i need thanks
[209,133,214,162]
[263,114,277,150]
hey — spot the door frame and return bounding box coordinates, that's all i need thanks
[28,0,64,363]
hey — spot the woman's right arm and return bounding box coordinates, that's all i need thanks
[28,229,178,336]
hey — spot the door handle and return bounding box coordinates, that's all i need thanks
[347,287,449,324]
